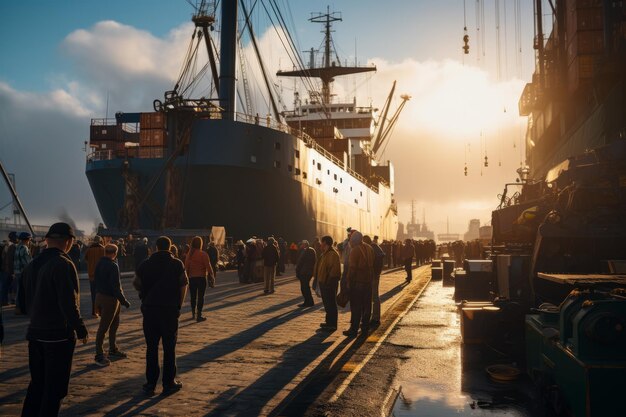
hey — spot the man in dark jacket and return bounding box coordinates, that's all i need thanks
[261,237,279,294]
[133,237,150,271]
[364,235,385,328]
[94,244,131,367]
[133,236,188,396]
[206,242,219,287]
[295,240,316,307]
[403,239,415,282]
[345,231,374,337]
[21,222,88,417]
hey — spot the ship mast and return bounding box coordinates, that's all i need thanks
[276,8,376,106]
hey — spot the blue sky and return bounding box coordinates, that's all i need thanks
[0,0,537,236]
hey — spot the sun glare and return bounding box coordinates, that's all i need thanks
[399,60,524,140]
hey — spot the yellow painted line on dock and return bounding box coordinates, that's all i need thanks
[341,362,358,372]
[329,266,432,403]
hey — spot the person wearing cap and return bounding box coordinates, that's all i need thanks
[133,236,188,396]
[315,236,341,331]
[21,222,89,417]
[261,237,279,294]
[14,231,32,315]
[94,244,131,367]
[84,236,105,317]
[344,230,374,338]
[1,231,18,305]
[295,240,316,307]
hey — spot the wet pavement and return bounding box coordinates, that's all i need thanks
[0,264,418,416]
[301,270,554,417]
[390,283,544,417]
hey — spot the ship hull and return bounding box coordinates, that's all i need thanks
[86,119,398,242]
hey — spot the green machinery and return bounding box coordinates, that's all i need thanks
[525,274,626,417]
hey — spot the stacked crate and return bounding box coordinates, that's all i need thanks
[139,112,167,158]
[89,122,124,156]
[566,0,605,94]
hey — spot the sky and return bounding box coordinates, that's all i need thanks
[0,0,538,238]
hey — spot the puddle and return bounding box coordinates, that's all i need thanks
[389,283,552,417]
[392,379,533,417]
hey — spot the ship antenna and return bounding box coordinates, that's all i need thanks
[105,91,109,121]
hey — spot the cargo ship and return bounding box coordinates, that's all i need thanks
[484,2,626,415]
[85,1,403,241]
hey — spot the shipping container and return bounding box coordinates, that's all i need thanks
[566,5,604,35]
[138,147,166,159]
[568,55,595,94]
[90,124,121,142]
[140,112,166,130]
[139,128,166,147]
[567,30,604,63]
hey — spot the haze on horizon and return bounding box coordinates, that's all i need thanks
[0,1,535,239]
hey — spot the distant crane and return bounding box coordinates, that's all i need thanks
[371,82,410,157]
[0,160,36,237]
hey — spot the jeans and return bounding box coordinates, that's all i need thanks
[22,339,75,417]
[320,280,339,327]
[188,277,207,315]
[298,274,314,305]
[349,282,372,331]
[142,306,180,386]
[95,293,120,356]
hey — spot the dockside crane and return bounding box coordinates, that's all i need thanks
[0,160,36,237]
[371,83,410,157]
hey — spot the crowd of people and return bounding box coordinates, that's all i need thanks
[0,221,456,417]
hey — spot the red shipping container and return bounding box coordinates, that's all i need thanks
[140,112,166,129]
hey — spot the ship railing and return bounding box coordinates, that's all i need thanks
[91,118,117,126]
[87,150,115,162]
[234,111,379,192]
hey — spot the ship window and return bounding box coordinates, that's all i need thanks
[303,172,308,179]
[250,155,257,163]
[295,168,301,175]
[295,150,300,158]
[327,169,330,175]
[354,199,358,204]
[288,165,293,172]
[274,161,281,168]
[312,159,315,165]
[316,179,322,185]
[360,191,363,197]
[340,178,343,183]
[317,163,321,170]
[334,174,337,180]
[350,186,352,191]
[275,142,281,150]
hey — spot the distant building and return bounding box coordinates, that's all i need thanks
[479,225,493,243]
[463,219,481,241]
